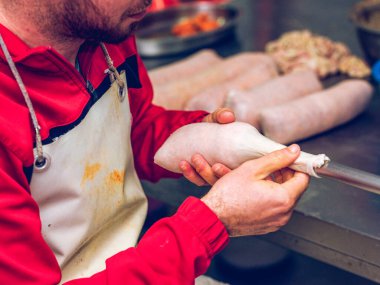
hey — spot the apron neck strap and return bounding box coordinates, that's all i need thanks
[0,33,49,171]
[100,43,126,102]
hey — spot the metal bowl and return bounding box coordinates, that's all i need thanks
[350,1,380,64]
[135,2,239,57]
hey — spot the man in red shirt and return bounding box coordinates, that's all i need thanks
[0,0,309,284]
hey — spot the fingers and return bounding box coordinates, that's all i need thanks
[272,170,283,183]
[191,154,219,185]
[180,155,231,186]
[202,108,235,124]
[211,163,231,178]
[180,154,220,185]
[179,161,207,186]
[248,144,301,179]
[282,171,310,201]
[281,168,295,182]
[273,168,295,184]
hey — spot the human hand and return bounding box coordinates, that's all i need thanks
[201,144,310,237]
[180,108,235,186]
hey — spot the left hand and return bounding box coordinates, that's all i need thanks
[180,108,235,186]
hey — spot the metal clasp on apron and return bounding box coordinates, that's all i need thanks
[104,68,127,102]
[101,43,127,102]
[34,153,51,172]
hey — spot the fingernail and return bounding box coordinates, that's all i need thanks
[213,164,221,173]
[179,161,187,171]
[288,144,300,153]
[191,155,200,165]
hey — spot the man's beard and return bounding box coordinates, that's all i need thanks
[46,0,151,43]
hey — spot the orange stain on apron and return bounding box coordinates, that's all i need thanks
[107,170,124,185]
[81,163,101,186]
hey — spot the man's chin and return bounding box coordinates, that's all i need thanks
[94,22,139,44]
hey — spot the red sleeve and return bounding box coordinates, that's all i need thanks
[130,53,209,182]
[66,197,229,285]
[0,144,62,284]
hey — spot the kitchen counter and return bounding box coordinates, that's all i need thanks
[140,0,380,282]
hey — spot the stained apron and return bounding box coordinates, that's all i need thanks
[30,73,148,282]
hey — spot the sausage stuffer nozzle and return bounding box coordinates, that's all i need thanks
[315,161,380,195]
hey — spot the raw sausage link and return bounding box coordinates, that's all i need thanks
[154,122,329,177]
[185,57,278,112]
[228,69,323,128]
[259,79,373,144]
[148,49,222,87]
[153,52,276,110]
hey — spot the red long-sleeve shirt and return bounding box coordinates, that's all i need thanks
[0,24,229,284]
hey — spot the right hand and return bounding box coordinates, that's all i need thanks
[201,144,310,237]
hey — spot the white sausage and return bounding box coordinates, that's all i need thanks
[148,49,222,86]
[154,122,329,177]
[152,52,276,110]
[259,80,373,144]
[185,57,278,112]
[228,70,323,128]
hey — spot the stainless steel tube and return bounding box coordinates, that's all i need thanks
[315,161,380,195]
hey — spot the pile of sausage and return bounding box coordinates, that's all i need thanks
[149,49,373,144]
[265,30,371,79]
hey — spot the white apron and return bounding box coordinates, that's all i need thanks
[29,73,148,282]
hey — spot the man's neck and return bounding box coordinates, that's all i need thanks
[0,7,83,65]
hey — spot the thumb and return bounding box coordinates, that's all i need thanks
[247,144,301,179]
[203,108,235,124]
